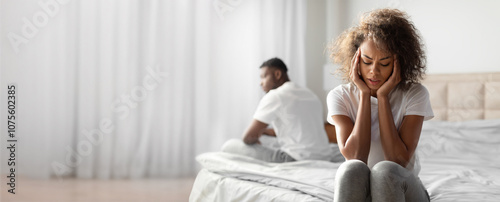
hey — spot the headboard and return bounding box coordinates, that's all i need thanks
[421,72,500,121]
[326,72,500,143]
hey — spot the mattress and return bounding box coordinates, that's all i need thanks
[190,119,500,202]
[190,169,323,202]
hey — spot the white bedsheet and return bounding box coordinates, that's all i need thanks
[190,169,326,202]
[193,152,341,201]
[417,119,500,201]
[190,119,500,202]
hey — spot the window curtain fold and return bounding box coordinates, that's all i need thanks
[1,0,307,179]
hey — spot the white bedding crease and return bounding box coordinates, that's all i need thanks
[417,119,500,201]
[191,119,500,202]
[196,152,342,201]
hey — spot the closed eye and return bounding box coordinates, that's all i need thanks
[362,60,389,66]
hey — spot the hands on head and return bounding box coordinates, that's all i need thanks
[377,55,401,97]
[350,48,401,97]
[350,48,371,95]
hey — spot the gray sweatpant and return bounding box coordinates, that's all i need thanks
[334,160,430,202]
[221,139,296,163]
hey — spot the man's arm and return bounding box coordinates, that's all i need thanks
[243,119,269,144]
[262,128,276,136]
[325,123,337,143]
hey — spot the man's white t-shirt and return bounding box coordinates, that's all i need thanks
[326,83,434,176]
[253,82,334,161]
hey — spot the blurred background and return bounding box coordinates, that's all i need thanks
[1,0,500,201]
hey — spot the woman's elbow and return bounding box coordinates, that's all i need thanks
[340,148,368,164]
[387,154,411,167]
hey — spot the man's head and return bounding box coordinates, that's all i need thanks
[259,58,290,93]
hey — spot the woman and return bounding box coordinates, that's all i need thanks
[327,9,433,201]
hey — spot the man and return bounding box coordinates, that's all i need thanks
[221,57,334,162]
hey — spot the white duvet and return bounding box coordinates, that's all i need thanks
[190,119,500,202]
[193,152,340,201]
[417,120,500,201]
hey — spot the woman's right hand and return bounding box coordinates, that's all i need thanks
[350,48,370,95]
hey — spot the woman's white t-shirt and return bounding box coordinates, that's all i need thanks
[327,83,434,176]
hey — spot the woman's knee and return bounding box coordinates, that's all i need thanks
[335,160,371,200]
[371,161,409,181]
[337,159,370,177]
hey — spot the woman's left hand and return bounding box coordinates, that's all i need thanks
[377,55,401,97]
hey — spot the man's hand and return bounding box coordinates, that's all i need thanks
[243,119,269,144]
[262,128,276,136]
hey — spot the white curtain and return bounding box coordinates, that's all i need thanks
[1,0,307,179]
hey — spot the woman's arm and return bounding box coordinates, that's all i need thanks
[331,48,372,164]
[377,107,424,167]
[332,92,371,163]
[377,56,424,167]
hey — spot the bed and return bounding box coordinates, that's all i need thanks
[189,72,500,202]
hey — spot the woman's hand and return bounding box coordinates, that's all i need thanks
[377,55,401,97]
[350,48,370,95]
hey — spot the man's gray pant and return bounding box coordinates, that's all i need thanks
[221,139,295,163]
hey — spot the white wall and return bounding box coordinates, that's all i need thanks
[306,0,500,117]
[305,0,329,119]
[343,0,500,74]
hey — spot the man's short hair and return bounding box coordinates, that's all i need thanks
[260,57,288,73]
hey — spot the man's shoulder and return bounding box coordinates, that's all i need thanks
[260,89,279,102]
[283,82,320,99]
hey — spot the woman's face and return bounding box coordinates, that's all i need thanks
[358,40,394,95]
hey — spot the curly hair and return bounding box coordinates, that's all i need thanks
[329,8,426,91]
